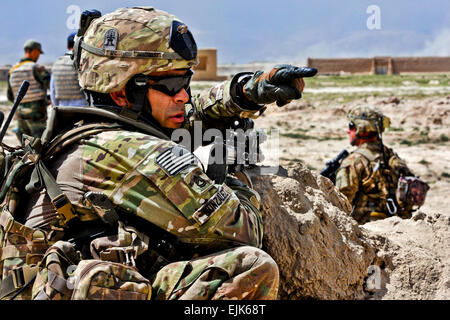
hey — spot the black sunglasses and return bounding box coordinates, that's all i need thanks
[145,69,193,96]
[348,122,356,130]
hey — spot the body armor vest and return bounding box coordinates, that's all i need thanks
[353,147,400,219]
[52,53,85,101]
[9,61,47,103]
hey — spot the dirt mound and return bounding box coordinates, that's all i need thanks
[249,164,377,299]
[250,163,450,300]
[362,212,450,300]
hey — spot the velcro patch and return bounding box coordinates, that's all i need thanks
[103,29,118,50]
[193,186,231,225]
[156,146,198,176]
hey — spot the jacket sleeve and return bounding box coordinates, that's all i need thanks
[33,65,51,89]
[188,73,263,132]
[388,149,413,177]
[335,154,365,204]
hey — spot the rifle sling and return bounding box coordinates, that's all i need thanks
[26,123,125,227]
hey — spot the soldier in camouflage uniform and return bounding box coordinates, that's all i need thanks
[5,7,316,300]
[335,106,415,224]
[7,40,51,143]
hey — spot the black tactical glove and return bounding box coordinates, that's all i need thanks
[243,64,317,107]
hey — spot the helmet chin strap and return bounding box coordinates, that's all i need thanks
[126,82,176,138]
[129,87,163,131]
[126,75,193,139]
[128,75,150,115]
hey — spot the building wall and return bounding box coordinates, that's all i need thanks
[307,58,373,74]
[192,48,228,81]
[392,57,450,73]
[307,56,450,75]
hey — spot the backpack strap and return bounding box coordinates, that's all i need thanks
[29,160,78,227]
[25,122,125,227]
[8,60,33,75]
[43,122,123,159]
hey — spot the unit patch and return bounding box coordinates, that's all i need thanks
[193,186,231,225]
[103,29,118,50]
[193,175,207,188]
[156,146,198,176]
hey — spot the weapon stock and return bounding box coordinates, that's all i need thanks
[320,149,349,183]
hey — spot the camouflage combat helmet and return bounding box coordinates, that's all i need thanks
[347,105,390,136]
[74,6,198,93]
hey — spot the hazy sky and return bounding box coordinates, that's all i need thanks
[0,0,449,65]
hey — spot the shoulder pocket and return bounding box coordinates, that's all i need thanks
[137,144,240,234]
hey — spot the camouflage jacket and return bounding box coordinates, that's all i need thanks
[23,76,264,258]
[335,141,414,223]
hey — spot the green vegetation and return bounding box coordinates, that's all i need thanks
[388,126,404,132]
[397,131,449,146]
[442,172,450,178]
[295,73,450,103]
[304,73,449,88]
[281,132,314,140]
[280,132,345,141]
[400,139,413,146]
[420,127,430,136]
[301,90,448,104]
[439,134,449,142]
[419,159,430,165]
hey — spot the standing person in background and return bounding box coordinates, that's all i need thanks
[7,39,51,143]
[50,32,88,107]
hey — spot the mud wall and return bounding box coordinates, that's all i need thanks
[192,48,228,81]
[307,56,450,75]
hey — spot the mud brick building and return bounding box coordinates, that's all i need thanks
[307,56,450,75]
[192,48,227,81]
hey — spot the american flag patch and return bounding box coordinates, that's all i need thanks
[155,146,198,176]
